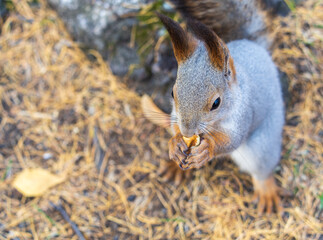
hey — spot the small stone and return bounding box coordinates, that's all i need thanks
[127,195,136,202]
[43,152,53,160]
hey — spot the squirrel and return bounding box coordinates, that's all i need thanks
[141,0,288,214]
[142,11,285,215]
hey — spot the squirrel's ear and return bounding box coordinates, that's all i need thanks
[187,18,227,71]
[223,50,236,81]
[156,13,196,63]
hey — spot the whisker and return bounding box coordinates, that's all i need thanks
[199,123,251,164]
[199,123,231,151]
[205,123,245,140]
[199,124,222,147]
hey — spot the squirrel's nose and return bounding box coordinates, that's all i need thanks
[180,127,196,138]
[182,133,194,138]
[180,119,198,137]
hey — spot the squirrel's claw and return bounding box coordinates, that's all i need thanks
[168,133,188,166]
[186,150,210,169]
[185,137,213,169]
[252,176,283,215]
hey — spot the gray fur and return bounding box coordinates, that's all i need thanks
[172,39,284,180]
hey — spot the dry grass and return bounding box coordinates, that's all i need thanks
[0,0,322,239]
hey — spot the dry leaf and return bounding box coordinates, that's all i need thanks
[12,168,65,197]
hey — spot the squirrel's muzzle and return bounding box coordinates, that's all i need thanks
[179,121,198,138]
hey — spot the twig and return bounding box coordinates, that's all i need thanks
[49,201,86,240]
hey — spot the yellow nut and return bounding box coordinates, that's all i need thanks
[183,135,200,148]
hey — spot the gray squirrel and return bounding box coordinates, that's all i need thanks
[143,12,285,215]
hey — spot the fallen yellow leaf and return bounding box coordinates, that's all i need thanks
[12,168,65,197]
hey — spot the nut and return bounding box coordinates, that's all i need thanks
[183,135,200,148]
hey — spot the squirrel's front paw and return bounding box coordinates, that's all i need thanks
[185,136,214,169]
[168,133,189,168]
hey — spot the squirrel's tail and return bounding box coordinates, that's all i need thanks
[169,0,289,49]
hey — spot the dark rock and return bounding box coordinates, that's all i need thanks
[127,195,136,202]
[48,0,153,77]
[0,1,7,18]
[48,0,179,111]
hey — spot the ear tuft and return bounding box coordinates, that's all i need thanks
[187,18,226,70]
[156,12,196,63]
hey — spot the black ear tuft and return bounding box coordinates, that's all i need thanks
[156,12,196,62]
[187,18,226,70]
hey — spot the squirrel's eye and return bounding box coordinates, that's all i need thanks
[171,90,174,98]
[211,97,221,111]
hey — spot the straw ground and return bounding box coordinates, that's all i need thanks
[0,0,322,239]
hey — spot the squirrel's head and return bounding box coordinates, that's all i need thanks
[157,13,236,137]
